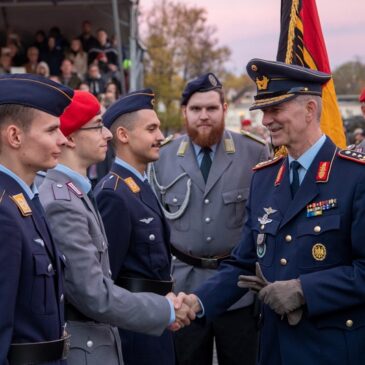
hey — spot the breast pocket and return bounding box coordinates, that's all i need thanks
[222,188,249,228]
[31,253,57,315]
[296,215,344,271]
[135,225,169,271]
[164,192,189,231]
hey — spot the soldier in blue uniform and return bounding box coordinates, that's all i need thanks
[182,59,365,365]
[94,89,176,365]
[0,74,73,364]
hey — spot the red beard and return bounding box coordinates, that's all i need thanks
[186,120,225,147]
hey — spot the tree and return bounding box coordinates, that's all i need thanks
[332,60,365,95]
[142,0,231,132]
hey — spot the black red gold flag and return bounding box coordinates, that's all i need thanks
[277,0,346,147]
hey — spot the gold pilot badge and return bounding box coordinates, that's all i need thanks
[312,243,327,261]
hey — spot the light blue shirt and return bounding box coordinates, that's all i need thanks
[0,164,37,199]
[288,134,326,185]
[114,157,175,323]
[54,164,92,194]
[114,157,147,182]
[193,143,217,167]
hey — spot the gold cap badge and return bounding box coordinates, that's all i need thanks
[256,76,269,91]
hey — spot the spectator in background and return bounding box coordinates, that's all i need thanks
[7,41,25,67]
[0,51,12,74]
[78,82,90,92]
[88,28,118,74]
[36,61,50,78]
[23,46,39,74]
[42,35,64,76]
[33,30,48,59]
[100,81,120,108]
[78,20,99,52]
[59,59,82,90]
[85,63,107,96]
[360,89,365,119]
[49,26,69,52]
[241,118,252,132]
[66,38,88,80]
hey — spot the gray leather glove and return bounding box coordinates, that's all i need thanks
[258,279,305,316]
[237,262,270,291]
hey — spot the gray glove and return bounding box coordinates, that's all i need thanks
[238,263,304,326]
[237,262,270,291]
[258,279,305,316]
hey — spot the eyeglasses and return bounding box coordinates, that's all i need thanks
[79,122,105,134]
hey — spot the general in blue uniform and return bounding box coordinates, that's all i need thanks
[95,89,175,365]
[0,74,73,364]
[189,59,365,365]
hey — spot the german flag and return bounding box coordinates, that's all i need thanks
[277,0,346,148]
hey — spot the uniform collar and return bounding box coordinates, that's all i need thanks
[114,157,146,182]
[54,163,91,193]
[0,164,36,199]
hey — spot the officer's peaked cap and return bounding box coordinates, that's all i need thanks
[246,59,331,110]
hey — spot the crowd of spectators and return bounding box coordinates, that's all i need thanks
[0,20,123,110]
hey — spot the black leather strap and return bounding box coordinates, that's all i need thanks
[8,336,70,365]
[171,245,230,269]
[116,276,173,296]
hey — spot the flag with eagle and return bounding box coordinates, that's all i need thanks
[277,0,346,147]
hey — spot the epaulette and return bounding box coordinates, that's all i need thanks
[102,173,122,191]
[240,130,266,145]
[10,193,32,216]
[338,149,365,164]
[160,134,174,147]
[51,182,72,201]
[252,155,284,171]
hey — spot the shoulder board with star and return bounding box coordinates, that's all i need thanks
[252,155,284,171]
[338,149,365,164]
[160,134,174,147]
[240,130,266,145]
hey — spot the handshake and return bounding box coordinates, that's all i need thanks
[165,292,202,331]
[237,262,305,326]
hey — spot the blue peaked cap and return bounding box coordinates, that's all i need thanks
[246,58,331,110]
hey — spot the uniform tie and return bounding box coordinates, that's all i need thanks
[200,147,212,183]
[290,160,301,197]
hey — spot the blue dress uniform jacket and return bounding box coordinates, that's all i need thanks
[95,163,174,365]
[195,138,365,365]
[0,172,65,365]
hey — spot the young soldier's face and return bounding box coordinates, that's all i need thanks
[72,115,112,166]
[183,90,227,148]
[123,109,164,166]
[20,110,67,172]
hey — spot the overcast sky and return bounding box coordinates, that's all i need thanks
[141,0,365,74]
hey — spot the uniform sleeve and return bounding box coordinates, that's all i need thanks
[44,199,171,336]
[0,210,21,362]
[301,181,365,316]
[194,176,258,319]
[96,189,132,280]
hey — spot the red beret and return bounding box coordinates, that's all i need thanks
[60,90,100,136]
[359,88,365,103]
[241,119,252,127]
